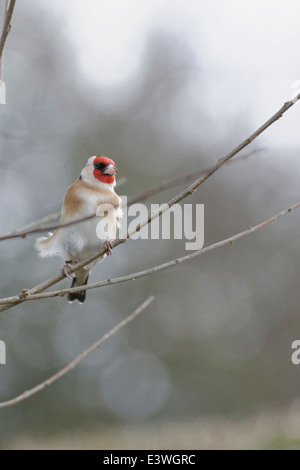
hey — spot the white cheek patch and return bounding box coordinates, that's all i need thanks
[87,156,96,166]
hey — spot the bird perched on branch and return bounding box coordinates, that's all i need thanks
[35,156,122,303]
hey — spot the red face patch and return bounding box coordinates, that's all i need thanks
[93,156,116,167]
[93,156,116,184]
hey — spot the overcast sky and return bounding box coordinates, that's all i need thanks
[32,0,300,148]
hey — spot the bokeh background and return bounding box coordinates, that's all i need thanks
[1,0,300,450]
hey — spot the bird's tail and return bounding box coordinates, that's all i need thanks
[35,233,58,258]
[68,271,89,304]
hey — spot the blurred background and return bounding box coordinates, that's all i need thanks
[1,0,300,450]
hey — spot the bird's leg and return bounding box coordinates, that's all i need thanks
[61,260,76,279]
[103,239,112,256]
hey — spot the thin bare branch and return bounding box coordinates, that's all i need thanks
[5,211,61,236]
[0,201,298,305]
[0,296,155,409]
[128,147,266,205]
[0,0,16,69]
[0,213,97,241]
[0,94,299,313]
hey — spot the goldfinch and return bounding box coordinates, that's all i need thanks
[35,156,122,303]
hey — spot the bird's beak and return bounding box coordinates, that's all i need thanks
[103,164,117,175]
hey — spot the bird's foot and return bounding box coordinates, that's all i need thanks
[103,239,112,256]
[61,261,76,279]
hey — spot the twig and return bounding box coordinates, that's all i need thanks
[0,213,97,241]
[0,0,16,75]
[0,147,265,241]
[0,94,299,313]
[5,211,61,236]
[0,296,155,408]
[128,147,266,205]
[0,202,298,305]
[0,0,8,80]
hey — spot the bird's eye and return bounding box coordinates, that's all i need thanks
[94,162,106,171]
